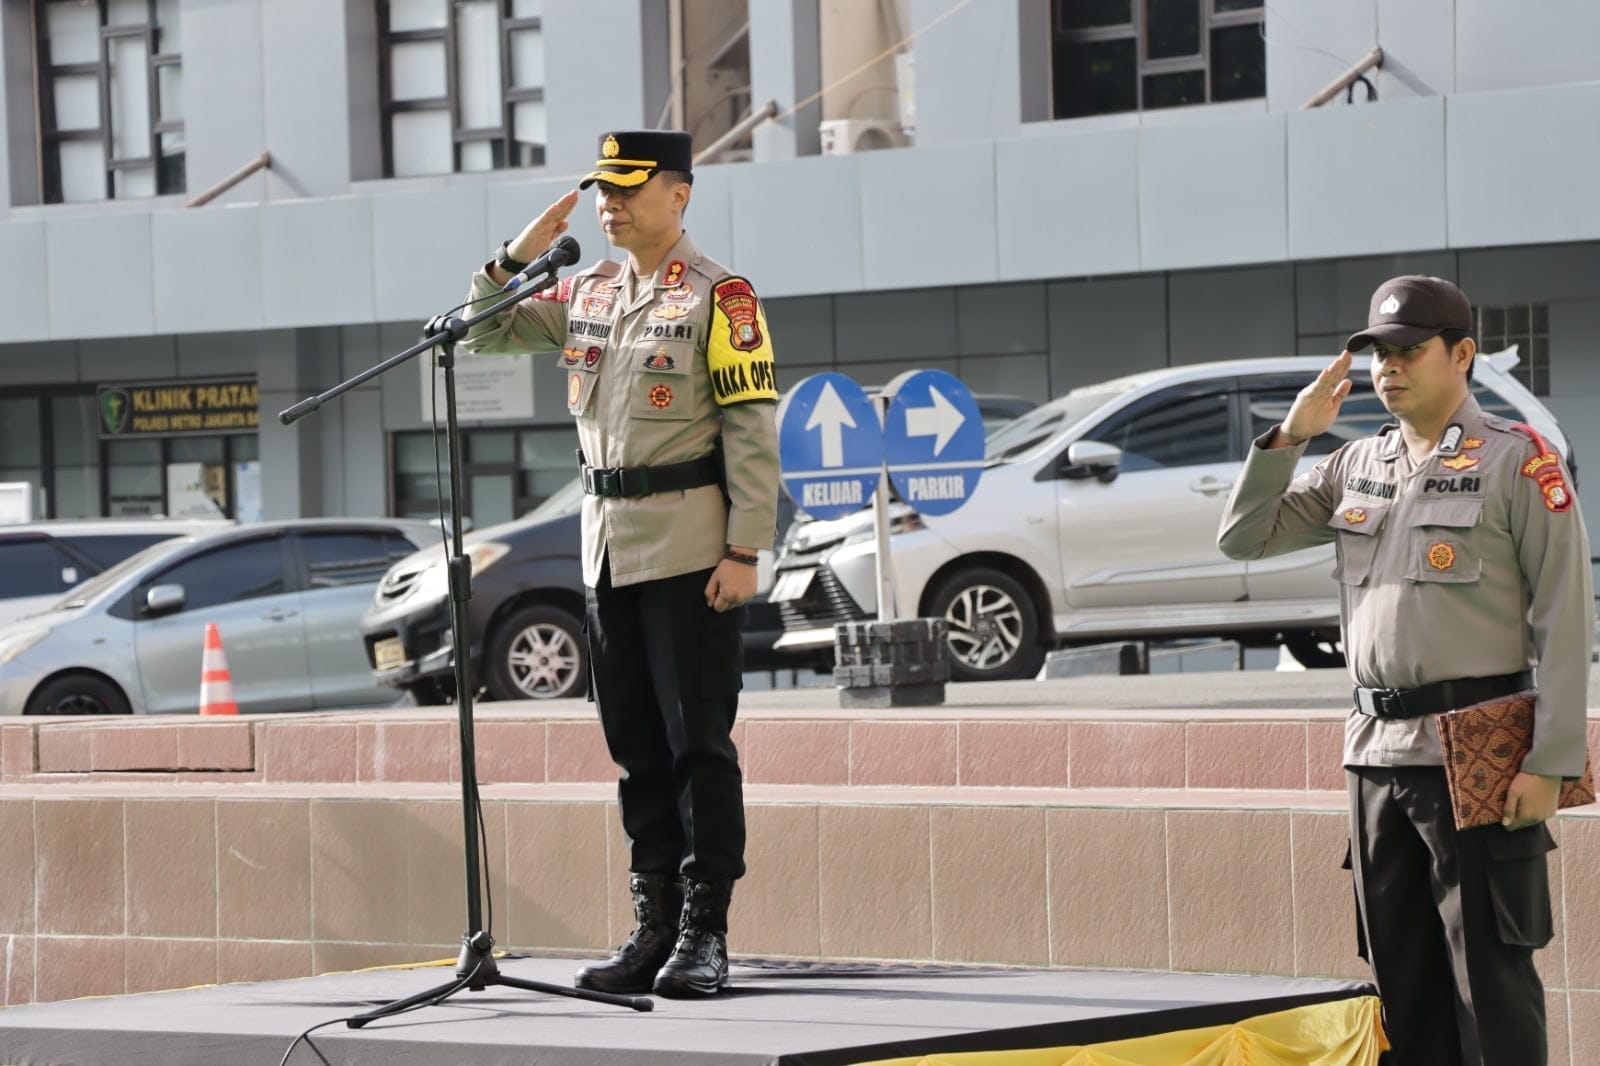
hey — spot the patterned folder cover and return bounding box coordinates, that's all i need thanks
[1436,691,1596,830]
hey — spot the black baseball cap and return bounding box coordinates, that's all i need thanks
[578,130,693,190]
[1345,275,1473,351]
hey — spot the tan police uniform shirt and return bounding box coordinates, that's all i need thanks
[461,230,780,588]
[1219,394,1593,777]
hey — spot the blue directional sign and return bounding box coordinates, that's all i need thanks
[882,369,985,516]
[777,372,883,520]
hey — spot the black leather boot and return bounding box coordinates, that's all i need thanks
[574,873,683,993]
[652,878,733,998]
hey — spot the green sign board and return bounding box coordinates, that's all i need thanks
[97,379,259,438]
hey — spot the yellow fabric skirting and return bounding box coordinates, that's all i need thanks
[852,995,1389,1066]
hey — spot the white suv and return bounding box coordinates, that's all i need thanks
[770,352,1570,679]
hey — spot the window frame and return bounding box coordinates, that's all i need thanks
[1051,0,1264,119]
[33,0,184,203]
[377,0,546,178]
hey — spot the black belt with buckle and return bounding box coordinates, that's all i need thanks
[579,453,719,499]
[1352,671,1533,720]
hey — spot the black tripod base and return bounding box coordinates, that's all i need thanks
[347,933,653,1028]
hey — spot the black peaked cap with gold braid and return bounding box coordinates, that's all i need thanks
[578,130,693,189]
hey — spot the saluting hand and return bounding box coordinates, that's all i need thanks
[508,189,581,263]
[1276,350,1354,448]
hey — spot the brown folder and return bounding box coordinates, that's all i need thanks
[1436,690,1596,831]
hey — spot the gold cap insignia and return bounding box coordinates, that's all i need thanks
[602,135,620,158]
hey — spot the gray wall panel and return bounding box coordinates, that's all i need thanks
[371,187,489,322]
[177,332,256,378]
[0,220,50,340]
[858,141,998,290]
[79,336,178,383]
[957,352,1050,401]
[1298,333,1346,355]
[835,288,958,363]
[910,0,1021,146]
[1138,115,1288,271]
[152,206,264,334]
[1294,261,1338,336]
[261,0,353,198]
[338,324,382,383]
[1376,0,1455,101]
[1447,84,1600,248]
[1456,0,1600,93]
[1168,265,1296,364]
[181,0,267,205]
[0,341,75,384]
[842,356,960,389]
[765,295,836,366]
[1047,275,1167,390]
[541,1,651,177]
[1264,0,1377,113]
[1288,96,1446,259]
[995,128,1139,280]
[258,389,312,518]
[1458,244,1600,306]
[1549,299,1600,396]
[253,329,301,392]
[485,177,608,277]
[261,198,375,327]
[47,213,156,338]
[378,320,430,431]
[956,282,1047,356]
[684,163,734,265]
[727,155,863,296]
[339,388,385,516]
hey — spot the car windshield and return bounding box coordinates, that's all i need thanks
[46,539,190,610]
[984,382,1139,462]
[525,476,584,521]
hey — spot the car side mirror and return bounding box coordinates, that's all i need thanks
[1063,440,1123,483]
[145,584,186,616]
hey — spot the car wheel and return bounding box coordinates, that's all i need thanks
[25,674,132,716]
[926,567,1046,682]
[1285,634,1346,670]
[484,604,587,701]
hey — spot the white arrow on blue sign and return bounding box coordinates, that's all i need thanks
[882,369,985,516]
[776,372,884,520]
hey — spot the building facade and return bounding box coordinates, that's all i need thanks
[0,0,1595,535]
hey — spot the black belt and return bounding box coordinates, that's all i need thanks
[579,454,719,499]
[1352,671,1533,720]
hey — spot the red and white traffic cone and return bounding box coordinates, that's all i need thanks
[199,622,239,716]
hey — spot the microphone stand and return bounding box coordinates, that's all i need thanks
[280,269,653,1026]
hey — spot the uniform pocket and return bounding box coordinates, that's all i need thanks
[1406,498,1484,585]
[630,343,696,421]
[1327,498,1387,587]
[1482,823,1556,948]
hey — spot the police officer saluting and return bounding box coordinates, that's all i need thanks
[1218,276,1593,1065]
[462,130,780,998]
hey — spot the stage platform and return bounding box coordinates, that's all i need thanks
[0,955,1375,1066]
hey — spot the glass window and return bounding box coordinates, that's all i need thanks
[1477,304,1550,396]
[1050,0,1264,118]
[379,0,547,177]
[36,0,185,203]
[107,439,165,517]
[58,533,176,571]
[1094,391,1232,470]
[0,539,66,598]
[299,530,414,588]
[147,538,284,613]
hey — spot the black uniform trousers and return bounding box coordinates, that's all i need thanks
[1346,766,1556,1066]
[585,557,747,882]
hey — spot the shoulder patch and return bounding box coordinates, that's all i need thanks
[707,275,777,405]
[1510,422,1574,513]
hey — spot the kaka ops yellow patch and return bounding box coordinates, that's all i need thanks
[707,275,778,405]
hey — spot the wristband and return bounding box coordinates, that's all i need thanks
[723,547,759,566]
[495,240,529,274]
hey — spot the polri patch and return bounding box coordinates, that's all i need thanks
[714,277,763,351]
[1427,542,1456,571]
[644,349,675,371]
[648,384,673,409]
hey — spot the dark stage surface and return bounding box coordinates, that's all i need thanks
[0,955,1371,1066]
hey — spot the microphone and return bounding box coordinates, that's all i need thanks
[501,235,581,290]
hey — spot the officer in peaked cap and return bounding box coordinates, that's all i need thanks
[461,129,780,1000]
[1218,273,1593,1065]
